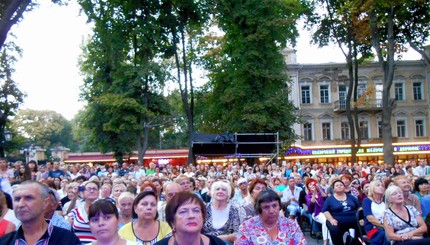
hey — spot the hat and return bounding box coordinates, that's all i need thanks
[247,166,253,170]
[237,178,248,185]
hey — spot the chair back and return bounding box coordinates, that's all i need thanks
[356,209,371,244]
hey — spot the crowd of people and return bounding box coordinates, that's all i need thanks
[0,157,429,244]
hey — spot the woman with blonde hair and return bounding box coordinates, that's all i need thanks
[203,180,240,243]
[383,185,430,244]
[362,180,388,245]
[118,192,135,229]
[112,183,127,203]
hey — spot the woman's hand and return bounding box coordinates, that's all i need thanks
[400,232,414,241]
[329,219,338,226]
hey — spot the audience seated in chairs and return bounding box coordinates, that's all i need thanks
[323,180,361,245]
[362,180,388,245]
[384,185,430,245]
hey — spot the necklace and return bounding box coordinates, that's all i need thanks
[263,222,278,231]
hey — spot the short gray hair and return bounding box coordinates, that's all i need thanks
[210,180,232,199]
[18,181,49,199]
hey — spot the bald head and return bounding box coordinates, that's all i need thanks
[164,182,182,202]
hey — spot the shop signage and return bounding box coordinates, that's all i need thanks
[286,144,430,156]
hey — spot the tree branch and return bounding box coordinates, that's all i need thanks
[409,42,430,67]
[0,0,31,50]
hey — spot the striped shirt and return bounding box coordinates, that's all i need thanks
[68,206,95,244]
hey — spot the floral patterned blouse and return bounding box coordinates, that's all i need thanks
[235,215,307,245]
[384,205,420,234]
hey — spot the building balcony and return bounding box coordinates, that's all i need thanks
[333,99,383,113]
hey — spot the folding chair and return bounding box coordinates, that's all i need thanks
[356,209,371,245]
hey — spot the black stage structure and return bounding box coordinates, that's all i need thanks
[191,132,281,165]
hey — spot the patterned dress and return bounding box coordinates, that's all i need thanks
[203,203,240,236]
[235,215,307,245]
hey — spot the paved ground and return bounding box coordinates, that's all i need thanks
[304,231,321,245]
[301,220,321,245]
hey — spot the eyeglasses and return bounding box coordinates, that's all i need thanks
[85,187,99,192]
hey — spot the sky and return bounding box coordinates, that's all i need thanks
[10,0,423,120]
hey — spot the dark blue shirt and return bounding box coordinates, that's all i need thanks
[48,170,65,178]
[322,193,361,224]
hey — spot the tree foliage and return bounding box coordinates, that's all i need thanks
[0,0,67,52]
[364,0,430,164]
[308,0,374,163]
[202,0,307,144]
[78,0,172,163]
[307,0,430,164]
[157,0,211,163]
[0,43,26,157]
[11,109,73,150]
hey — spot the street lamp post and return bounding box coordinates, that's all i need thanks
[0,129,12,158]
[20,146,37,164]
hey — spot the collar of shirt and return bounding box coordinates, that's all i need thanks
[14,220,53,245]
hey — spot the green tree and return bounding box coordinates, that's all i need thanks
[364,0,430,164]
[0,0,67,52]
[308,0,373,164]
[11,109,74,150]
[203,0,307,144]
[79,0,172,164]
[0,43,26,157]
[158,0,210,163]
[70,109,99,152]
[0,0,31,51]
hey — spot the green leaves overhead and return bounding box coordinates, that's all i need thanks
[201,0,305,142]
[12,109,73,150]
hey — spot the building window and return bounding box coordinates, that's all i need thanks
[359,121,369,140]
[415,119,425,137]
[413,82,423,101]
[320,85,329,103]
[341,122,350,140]
[303,123,312,141]
[357,84,367,97]
[397,120,406,138]
[378,121,382,138]
[339,85,347,109]
[395,82,404,101]
[301,85,311,104]
[322,122,331,140]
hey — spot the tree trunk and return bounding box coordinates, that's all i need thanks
[369,6,395,166]
[0,0,31,51]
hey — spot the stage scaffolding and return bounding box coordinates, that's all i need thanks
[191,132,281,165]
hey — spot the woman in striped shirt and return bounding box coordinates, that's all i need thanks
[68,180,100,244]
